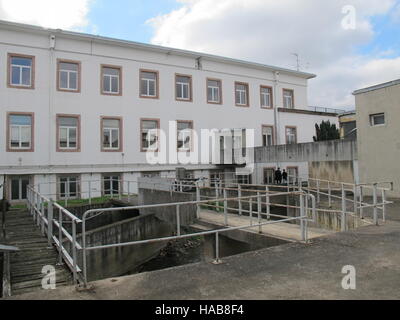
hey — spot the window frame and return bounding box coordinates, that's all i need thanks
[176,120,194,152]
[6,112,35,152]
[262,125,275,147]
[139,69,159,99]
[57,59,81,93]
[283,88,295,109]
[235,81,250,107]
[260,85,273,109]
[369,113,385,127]
[206,78,223,105]
[7,53,35,89]
[56,114,81,152]
[286,166,299,184]
[263,167,276,185]
[285,126,297,145]
[101,116,123,152]
[102,173,122,197]
[175,73,193,102]
[140,118,161,152]
[101,64,122,96]
[57,175,80,200]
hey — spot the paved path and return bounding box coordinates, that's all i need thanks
[198,209,333,242]
[7,219,400,300]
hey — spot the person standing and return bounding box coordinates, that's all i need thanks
[275,168,282,184]
[282,169,288,184]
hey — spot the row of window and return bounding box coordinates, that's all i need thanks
[6,113,299,152]
[6,53,295,109]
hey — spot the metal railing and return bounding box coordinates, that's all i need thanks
[80,189,316,287]
[26,185,83,285]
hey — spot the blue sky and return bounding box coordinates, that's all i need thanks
[82,0,180,43]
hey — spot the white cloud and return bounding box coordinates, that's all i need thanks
[148,0,399,109]
[0,0,93,30]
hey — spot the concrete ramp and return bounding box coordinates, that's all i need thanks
[198,209,333,242]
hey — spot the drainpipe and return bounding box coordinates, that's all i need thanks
[273,71,280,168]
[48,35,56,184]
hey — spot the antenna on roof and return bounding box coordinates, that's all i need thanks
[291,53,300,71]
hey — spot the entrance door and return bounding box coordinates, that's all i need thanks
[264,168,275,184]
[10,176,31,201]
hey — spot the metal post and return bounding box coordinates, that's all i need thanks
[382,189,386,223]
[88,181,92,205]
[316,180,320,204]
[223,188,228,226]
[257,193,262,234]
[328,181,332,208]
[353,185,357,215]
[196,183,200,219]
[373,183,378,226]
[71,219,78,284]
[300,194,307,242]
[341,184,346,232]
[359,186,364,219]
[58,208,63,265]
[249,197,253,226]
[214,232,220,264]
[118,179,122,200]
[238,184,242,215]
[47,199,54,245]
[176,205,181,236]
[82,213,88,288]
[266,186,270,220]
[127,181,131,203]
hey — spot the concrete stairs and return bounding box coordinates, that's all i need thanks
[4,210,72,296]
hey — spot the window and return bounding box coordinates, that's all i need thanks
[370,113,385,126]
[57,115,80,151]
[10,176,31,201]
[207,79,222,104]
[283,89,294,109]
[287,167,298,184]
[141,119,160,152]
[285,126,297,144]
[262,126,274,147]
[102,117,122,151]
[237,175,251,185]
[8,54,34,89]
[101,65,122,95]
[264,168,275,185]
[261,86,273,108]
[235,82,249,106]
[141,171,161,178]
[210,170,224,188]
[58,176,79,199]
[140,70,159,98]
[177,121,193,151]
[175,74,192,101]
[103,174,121,197]
[7,113,34,151]
[58,60,80,92]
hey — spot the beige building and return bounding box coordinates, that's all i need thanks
[353,79,400,198]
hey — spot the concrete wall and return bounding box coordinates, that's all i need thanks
[74,213,172,282]
[253,139,358,183]
[355,83,400,198]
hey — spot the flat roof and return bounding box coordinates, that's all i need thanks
[353,79,400,95]
[0,19,316,80]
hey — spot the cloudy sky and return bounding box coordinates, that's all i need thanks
[1,0,399,110]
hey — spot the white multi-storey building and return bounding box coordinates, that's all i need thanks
[0,20,338,202]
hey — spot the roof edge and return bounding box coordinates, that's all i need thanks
[353,79,400,95]
[0,19,316,80]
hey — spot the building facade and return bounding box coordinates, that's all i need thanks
[353,79,400,198]
[0,20,338,202]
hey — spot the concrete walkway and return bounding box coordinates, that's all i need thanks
[6,220,400,300]
[198,209,333,241]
